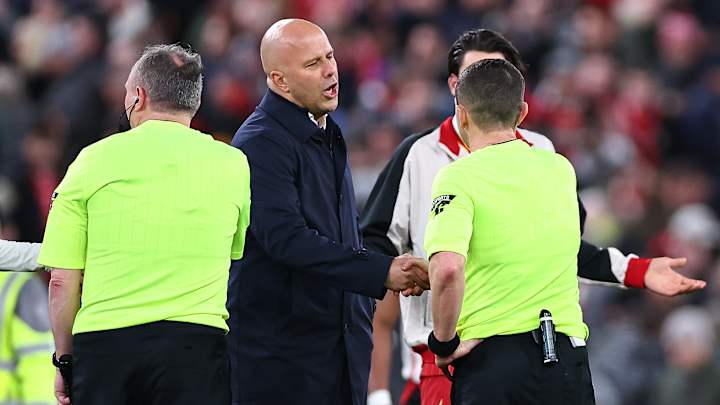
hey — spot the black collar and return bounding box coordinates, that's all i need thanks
[257,89,330,142]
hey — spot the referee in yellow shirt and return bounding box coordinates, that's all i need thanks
[38,44,251,405]
[425,59,594,404]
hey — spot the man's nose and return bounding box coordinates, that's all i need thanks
[322,62,336,79]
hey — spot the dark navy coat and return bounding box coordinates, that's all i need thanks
[228,90,393,405]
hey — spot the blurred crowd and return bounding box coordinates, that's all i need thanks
[1,0,720,404]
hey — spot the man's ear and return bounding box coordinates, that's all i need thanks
[516,101,529,128]
[456,103,473,149]
[135,86,148,111]
[447,74,458,97]
[270,71,289,93]
[457,103,470,132]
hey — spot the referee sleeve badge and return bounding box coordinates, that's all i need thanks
[431,194,455,216]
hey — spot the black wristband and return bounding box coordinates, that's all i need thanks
[428,331,460,357]
[52,352,73,368]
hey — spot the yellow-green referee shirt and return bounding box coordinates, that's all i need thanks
[38,120,251,334]
[424,140,588,341]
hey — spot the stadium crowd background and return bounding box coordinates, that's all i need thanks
[0,0,719,404]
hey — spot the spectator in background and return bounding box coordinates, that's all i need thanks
[5,120,61,242]
[0,66,33,177]
[41,11,108,168]
[653,306,720,405]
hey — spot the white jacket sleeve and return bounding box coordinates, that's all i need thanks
[0,239,43,272]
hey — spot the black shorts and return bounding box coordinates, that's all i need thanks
[451,332,595,405]
[72,321,230,405]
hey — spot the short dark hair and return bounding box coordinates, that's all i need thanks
[447,29,525,77]
[455,59,525,130]
[133,44,203,114]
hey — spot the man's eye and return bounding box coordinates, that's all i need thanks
[306,61,318,67]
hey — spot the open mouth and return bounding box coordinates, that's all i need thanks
[322,82,338,98]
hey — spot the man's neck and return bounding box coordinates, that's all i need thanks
[467,128,517,152]
[135,111,192,128]
[270,85,303,109]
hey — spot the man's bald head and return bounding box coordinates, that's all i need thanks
[259,18,340,118]
[260,19,327,74]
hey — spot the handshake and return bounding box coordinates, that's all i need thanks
[384,254,430,297]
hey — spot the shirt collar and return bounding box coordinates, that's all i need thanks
[439,116,468,158]
[441,115,534,156]
[257,89,327,141]
[308,113,327,130]
[451,114,461,139]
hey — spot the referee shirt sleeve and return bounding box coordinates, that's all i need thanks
[38,149,90,270]
[424,166,473,259]
[231,153,251,260]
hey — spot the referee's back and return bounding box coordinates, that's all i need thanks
[423,58,595,404]
[427,140,585,341]
[38,44,250,405]
[42,120,250,334]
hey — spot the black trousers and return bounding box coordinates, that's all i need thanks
[72,321,230,405]
[451,332,595,405]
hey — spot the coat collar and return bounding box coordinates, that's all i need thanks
[439,115,534,160]
[257,89,331,142]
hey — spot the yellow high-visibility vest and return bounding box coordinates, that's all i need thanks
[0,272,55,405]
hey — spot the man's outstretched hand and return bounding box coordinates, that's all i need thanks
[644,257,706,297]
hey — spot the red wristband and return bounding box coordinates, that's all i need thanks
[624,258,651,289]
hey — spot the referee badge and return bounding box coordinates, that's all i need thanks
[50,191,58,208]
[431,194,455,216]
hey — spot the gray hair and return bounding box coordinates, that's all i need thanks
[132,44,203,114]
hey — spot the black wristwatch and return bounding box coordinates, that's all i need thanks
[52,352,73,368]
[428,331,460,357]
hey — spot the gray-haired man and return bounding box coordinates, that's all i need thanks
[39,44,251,405]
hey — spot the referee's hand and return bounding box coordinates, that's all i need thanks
[645,257,706,297]
[435,338,483,379]
[55,369,71,404]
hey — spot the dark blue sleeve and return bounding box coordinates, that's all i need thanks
[238,130,392,299]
